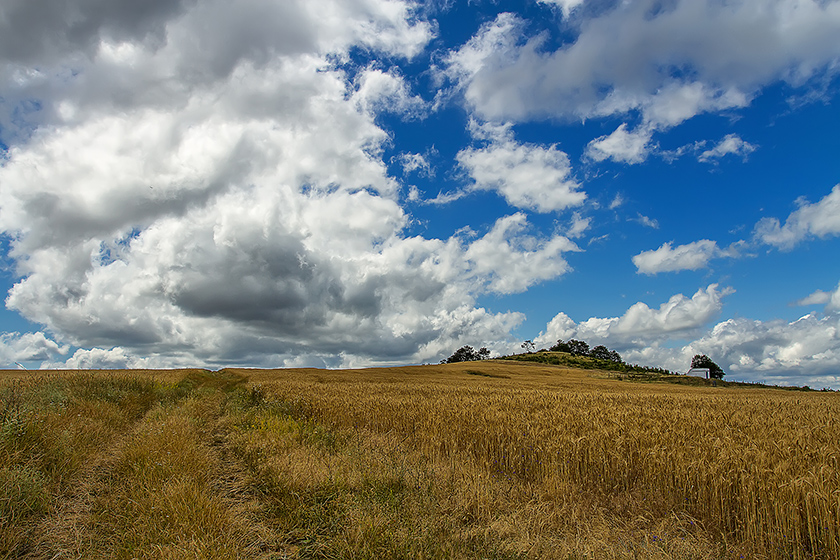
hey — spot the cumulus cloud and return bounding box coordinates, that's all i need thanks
[352,67,427,118]
[698,134,756,162]
[0,0,191,66]
[632,240,722,274]
[457,121,585,212]
[754,185,840,250]
[535,284,733,349]
[683,313,840,384]
[3,170,573,367]
[0,0,585,368]
[634,186,839,276]
[442,1,840,127]
[441,12,522,90]
[535,283,840,387]
[831,285,840,312]
[585,124,654,164]
[0,0,433,143]
[0,332,69,365]
[463,213,580,294]
[605,310,840,388]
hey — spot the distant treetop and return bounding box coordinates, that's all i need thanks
[443,346,490,363]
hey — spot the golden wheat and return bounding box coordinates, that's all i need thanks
[243,362,840,559]
[3,364,837,559]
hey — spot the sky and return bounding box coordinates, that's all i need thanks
[0,0,839,388]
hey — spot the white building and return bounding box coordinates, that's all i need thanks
[686,368,710,379]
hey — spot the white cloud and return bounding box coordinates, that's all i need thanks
[832,285,840,313]
[585,124,654,164]
[421,190,467,206]
[463,213,580,294]
[632,240,722,274]
[754,185,840,250]
[536,284,840,388]
[441,13,522,89]
[635,82,750,129]
[831,285,840,312]
[633,186,840,277]
[698,133,757,162]
[537,0,589,19]
[457,122,585,212]
[808,282,840,313]
[352,67,427,118]
[567,212,591,239]
[0,332,69,365]
[2,149,575,367]
[795,283,840,313]
[794,289,832,307]
[535,284,733,348]
[442,1,840,127]
[682,313,840,385]
[0,1,433,145]
[0,0,584,368]
[397,153,432,177]
[635,214,659,229]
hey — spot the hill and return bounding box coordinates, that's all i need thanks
[498,350,818,390]
[1,363,837,559]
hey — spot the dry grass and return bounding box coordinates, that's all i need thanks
[0,372,178,556]
[2,362,838,559]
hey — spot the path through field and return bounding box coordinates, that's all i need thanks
[24,397,156,557]
[4,371,293,560]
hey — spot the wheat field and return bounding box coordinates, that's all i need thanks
[1,362,838,559]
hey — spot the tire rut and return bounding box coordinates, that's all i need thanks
[21,406,158,559]
[21,377,294,560]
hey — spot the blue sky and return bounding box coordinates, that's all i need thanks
[0,0,839,387]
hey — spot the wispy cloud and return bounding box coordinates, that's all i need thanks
[698,134,757,163]
[396,152,434,177]
[635,213,660,229]
[754,185,840,250]
[632,240,723,275]
[793,289,832,307]
[567,212,591,238]
[536,0,589,18]
[794,282,840,311]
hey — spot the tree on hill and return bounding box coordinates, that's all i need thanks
[691,354,725,379]
[444,346,490,363]
[567,339,590,356]
[549,339,571,353]
[591,345,622,363]
[521,340,536,353]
